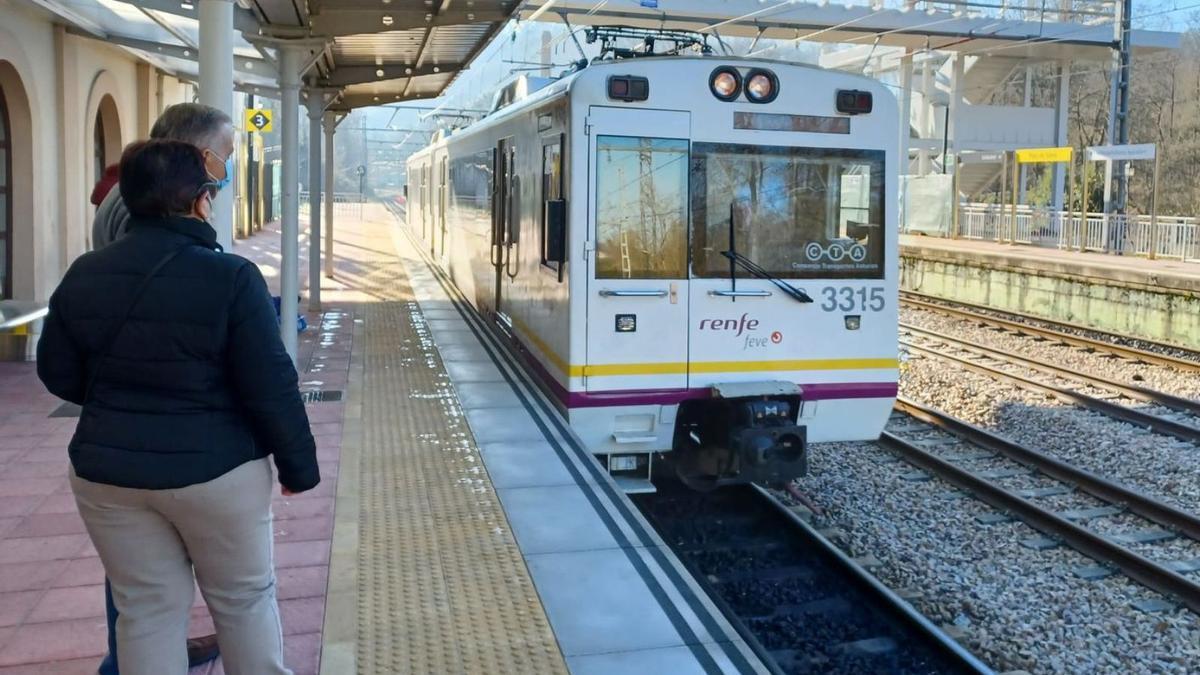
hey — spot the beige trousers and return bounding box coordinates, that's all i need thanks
[71,458,290,675]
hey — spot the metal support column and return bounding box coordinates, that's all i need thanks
[306,92,322,312]
[947,53,963,226]
[899,51,913,176]
[279,46,302,363]
[918,56,932,176]
[1113,0,1133,213]
[1018,66,1033,203]
[323,111,336,279]
[198,0,235,251]
[898,50,913,232]
[1052,62,1070,211]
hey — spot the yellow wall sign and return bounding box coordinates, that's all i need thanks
[245,109,273,133]
[1015,146,1072,164]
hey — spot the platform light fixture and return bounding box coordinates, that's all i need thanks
[381,14,394,25]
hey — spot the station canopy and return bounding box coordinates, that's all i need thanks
[519,0,1178,61]
[27,0,522,109]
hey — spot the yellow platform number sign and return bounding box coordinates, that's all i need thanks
[1015,146,1072,164]
[245,109,273,133]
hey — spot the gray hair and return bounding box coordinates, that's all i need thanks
[149,103,233,149]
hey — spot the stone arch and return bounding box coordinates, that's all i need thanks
[0,60,33,300]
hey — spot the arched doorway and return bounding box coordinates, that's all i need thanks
[91,94,121,201]
[0,83,11,299]
[0,56,34,302]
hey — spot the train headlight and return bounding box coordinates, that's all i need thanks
[709,67,741,101]
[744,69,779,103]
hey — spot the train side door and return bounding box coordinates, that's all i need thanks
[439,156,448,259]
[584,106,691,393]
[490,139,515,321]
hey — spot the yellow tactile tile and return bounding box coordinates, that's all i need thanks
[342,212,568,675]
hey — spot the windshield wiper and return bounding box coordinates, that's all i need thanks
[724,202,813,304]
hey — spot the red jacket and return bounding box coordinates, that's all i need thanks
[90,164,120,206]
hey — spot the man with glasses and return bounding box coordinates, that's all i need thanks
[92,103,235,249]
[88,103,234,673]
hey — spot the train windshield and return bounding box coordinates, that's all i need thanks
[691,143,885,280]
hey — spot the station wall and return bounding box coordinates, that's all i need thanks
[0,1,193,306]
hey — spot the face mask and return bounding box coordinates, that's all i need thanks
[215,155,233,191]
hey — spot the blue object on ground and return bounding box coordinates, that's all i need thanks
[271,296,307,333]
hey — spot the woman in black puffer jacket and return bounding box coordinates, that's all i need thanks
[37,139,318,675]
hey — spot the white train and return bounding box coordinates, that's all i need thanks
[407,42,898,491]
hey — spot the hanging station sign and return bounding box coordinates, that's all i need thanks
[245,109,273,133]
[1086,144,1156,162]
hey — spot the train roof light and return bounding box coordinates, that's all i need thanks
[744,69,779,104]
[836,89,873,115]
[608,75,649,102]
[709,67,740,102]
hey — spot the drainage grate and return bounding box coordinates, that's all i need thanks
[49,403,82,418]
[300,389,343,403]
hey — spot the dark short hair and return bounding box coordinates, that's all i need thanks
[150,103,233,149]
[119,140,210,218]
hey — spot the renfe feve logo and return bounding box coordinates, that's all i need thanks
[699,314,781,350]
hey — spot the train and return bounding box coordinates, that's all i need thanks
[406,32,899,491]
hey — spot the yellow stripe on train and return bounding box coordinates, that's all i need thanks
[580,358,899,378]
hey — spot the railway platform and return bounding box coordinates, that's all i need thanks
[0,205,762,675]
[900,234,1200,349]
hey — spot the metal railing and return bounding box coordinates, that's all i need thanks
[299,192,365,220]
[945,203,1200,262]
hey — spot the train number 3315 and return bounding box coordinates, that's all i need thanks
[820,286,885,312]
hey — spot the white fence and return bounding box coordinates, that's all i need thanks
[299,192,365,221]
[930,203,1200,262]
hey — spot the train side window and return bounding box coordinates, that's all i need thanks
[594,135,688,280]
[541,137,564,276]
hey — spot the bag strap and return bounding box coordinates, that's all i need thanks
[83,245,194,404]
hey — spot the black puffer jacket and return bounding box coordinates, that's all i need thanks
[37,216,320,492]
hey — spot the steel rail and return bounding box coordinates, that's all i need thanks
[900,291,1200,372]
[900,324,1200,417]
[895,398,1200,542]
[902,340,1200,445]
[879,431,1200,615]
[749,484,994,675]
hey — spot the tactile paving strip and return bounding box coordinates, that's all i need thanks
[352,226,567,674]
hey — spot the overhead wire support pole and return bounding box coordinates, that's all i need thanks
[1113,0,1133,216]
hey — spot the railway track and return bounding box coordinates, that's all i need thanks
[900,291,1200,372]
[885,398,1200,615]
[634,482,992,675]
[899,324,1200,445]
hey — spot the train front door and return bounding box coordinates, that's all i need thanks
[584,106,691,393]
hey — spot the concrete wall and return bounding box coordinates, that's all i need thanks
[900,250,1200,350]
[0,1,192,305]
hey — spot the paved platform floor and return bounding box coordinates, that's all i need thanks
[2,206,761,674]
[901,233,1200,290]
[0,220,351,675]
